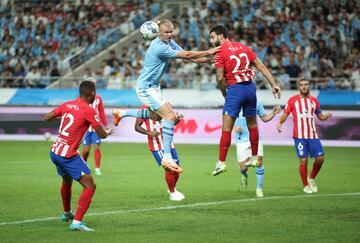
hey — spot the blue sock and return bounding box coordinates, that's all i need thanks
[124,109,150,119]
[240,168,248,178]
[256,166,264,189]
[162,120,174,159]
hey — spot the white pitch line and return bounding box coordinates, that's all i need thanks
[1,192,360,226]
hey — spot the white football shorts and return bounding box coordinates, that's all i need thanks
[136,87,167,111]
[236,141,263,162]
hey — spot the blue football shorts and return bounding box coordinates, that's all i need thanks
[50,151,91,180]
[294,138,324,158]
[136,86,167,111]
[223,81,257,118]
[151,148,180,166]
[83,131,101,146]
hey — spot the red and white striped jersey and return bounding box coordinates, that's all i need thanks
[284,95,321,139]
[214,41,257,86]
[88,95,108,132]
[51,98,101,158]
[139,118,175,151]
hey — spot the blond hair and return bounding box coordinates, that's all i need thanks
[157,19,173,28]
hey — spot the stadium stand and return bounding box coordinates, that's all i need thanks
[0,0,150,88]
[0,0,359,90]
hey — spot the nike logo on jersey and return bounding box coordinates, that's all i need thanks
[204,123,222,132]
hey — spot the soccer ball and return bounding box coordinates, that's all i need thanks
[140,21,159,40]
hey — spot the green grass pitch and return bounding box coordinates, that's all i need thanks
[0,141,359,242]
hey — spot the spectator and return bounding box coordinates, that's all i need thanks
[25,66,40,87]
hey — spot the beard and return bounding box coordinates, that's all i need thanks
[211,39,220,47]
[300,89,310,95]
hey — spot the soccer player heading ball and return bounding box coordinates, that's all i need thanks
[112,19,220,173]
[209,25,281,176]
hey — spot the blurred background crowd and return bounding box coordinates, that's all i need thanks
[0,0,359,90]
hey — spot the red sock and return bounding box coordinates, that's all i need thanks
[219,130,232,162]
[173,172,179,187]
[299,164,308,187]
[61,182,72,212]
[74,188,95,222]
[249,127,259,156]
[82,150,89,162]
[94,149,101,169]
[310,161,323,179]
[165,171,175,193]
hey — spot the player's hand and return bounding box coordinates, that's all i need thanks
[174,112,184,125]
[105,127,114,136]
[272,85,281,99]
[277,123,282,133]
[326,113,332,119]
[273,105,281,114]
[207,46,221,55]
[204,56,216,63]
[148,131,160,137]
[234,126,242,133]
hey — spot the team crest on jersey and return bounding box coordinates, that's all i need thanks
[94,114,100,122]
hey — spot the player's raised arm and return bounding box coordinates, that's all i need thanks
[252,58,281,99]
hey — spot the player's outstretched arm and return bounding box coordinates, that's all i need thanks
[260,105,282,122]
[176,46,221,60]
[277,112,289,133]
[252,58,281,99]
[44,111,57,121]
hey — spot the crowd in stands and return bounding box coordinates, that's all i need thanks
[1,0,359,91]
[97,0,360,91]
[0,0,156,88]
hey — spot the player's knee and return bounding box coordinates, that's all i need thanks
[239,161,247,170]
[83,146,90,153]
[167,112,177,122]
[299,158,308,165]
[150,112,162,121]
[87,182,96,191]
[316,156,325,164]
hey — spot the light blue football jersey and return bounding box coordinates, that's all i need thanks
[137,37,183,89]
[235,101,266,143]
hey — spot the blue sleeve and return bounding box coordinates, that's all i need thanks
[256,102,266,117]
[156,42,180,59]
[170,40,184,51]
[315,108,321,115]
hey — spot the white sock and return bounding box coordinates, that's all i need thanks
[72,220,81,225]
